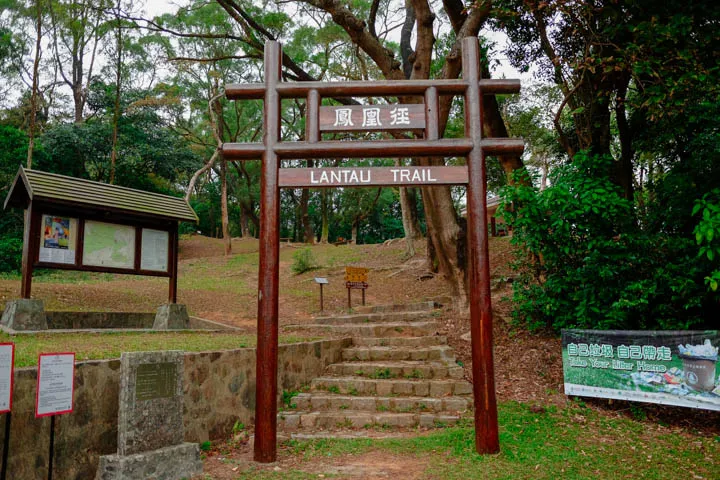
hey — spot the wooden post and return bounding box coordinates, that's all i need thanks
[254,41,282,463]
[169,223,179,304]
[20,204,39,299]
[462,36,499,454]
[319,283,324,312]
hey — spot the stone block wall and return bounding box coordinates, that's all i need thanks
[45,312,156,329]
[0,338,348,479]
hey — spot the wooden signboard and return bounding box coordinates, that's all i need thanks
[279,166,468,188]
[320,104,424,132]
[344,267,368,283]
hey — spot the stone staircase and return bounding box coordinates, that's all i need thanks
[279,302,473,432]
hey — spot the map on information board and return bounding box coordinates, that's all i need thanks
[83,221,135,269]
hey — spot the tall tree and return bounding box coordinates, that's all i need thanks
[49,0,110,122]
[212,0,524,303]
[26,0,42,167]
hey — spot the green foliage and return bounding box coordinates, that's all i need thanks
[282,390,299,409]
[0,236,22,273]
[291,248,319,274]
[693,190,720,291]
[501,153,714,331]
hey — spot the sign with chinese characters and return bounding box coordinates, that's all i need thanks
[36,352,75,417]
[344,266,368,283]
[0,343,14,413]
[320,104,425,132]
[279,166,468,188]
[562,330,719,411]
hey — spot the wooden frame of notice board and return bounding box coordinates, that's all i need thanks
[23,202,179,302]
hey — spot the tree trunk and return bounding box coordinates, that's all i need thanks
[320,189,329,243]
[420,177,465,303]
[109,0,122,184]
[221,157,231,255]
[240,208,251,237]
[27,0,42,169]
[214,84,231,256]
[397,160,419,257]
[406,187,423,238]
[300,160,314,243]
[351,219,359,244]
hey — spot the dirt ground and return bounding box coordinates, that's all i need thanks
[202,437,430,480]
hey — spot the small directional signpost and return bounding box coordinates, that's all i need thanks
[314,277,328,312]
[36,353,75,480]
[223,38,524,462]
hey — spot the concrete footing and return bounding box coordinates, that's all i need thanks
[96,443,202,480]
[0,299,47,331]
[153,304,190,329]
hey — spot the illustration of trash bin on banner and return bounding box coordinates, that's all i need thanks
[678,339,718,392]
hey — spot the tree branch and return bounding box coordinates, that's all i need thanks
[442,0,466,34]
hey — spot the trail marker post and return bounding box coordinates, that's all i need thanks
[223,38,524,462]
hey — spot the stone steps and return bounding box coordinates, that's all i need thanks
[314,311,433,325]
[342,344,455,362]
[310,376,472,397]
[291,393,471,413]
[279,410,462,430]
[351,336,447,347]
[278,301,473,435]
[284,321,440,337]
[353,301,436,314]
[326,361,464,380]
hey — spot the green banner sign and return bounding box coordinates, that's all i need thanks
[562,330,719,411]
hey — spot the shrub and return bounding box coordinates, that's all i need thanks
[693,189,720,291]
[0,236,23,273]
[500,153,714,331]
[291,248,319,274]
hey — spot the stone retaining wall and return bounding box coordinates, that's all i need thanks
[46,312,156,329]
[0,338,349,479]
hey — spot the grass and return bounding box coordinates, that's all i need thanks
[252,401,720,479]
[1,331,318,367]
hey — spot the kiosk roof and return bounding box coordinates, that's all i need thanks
[4,167,198,223]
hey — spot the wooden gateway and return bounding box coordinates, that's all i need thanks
[4,167,198,303]
[223,38,524,461]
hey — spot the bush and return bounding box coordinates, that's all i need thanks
[500,153,714,331]
[291,248,319,274]
[0,236,23,273]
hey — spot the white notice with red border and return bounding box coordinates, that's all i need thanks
[36,353,75,417]
[0,343,14,413]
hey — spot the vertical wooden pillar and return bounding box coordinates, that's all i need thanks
[254,40,282,463]
[169,223,179,304]
[20,204,39,299]
[462,36,499,454]
[424,87,439,141]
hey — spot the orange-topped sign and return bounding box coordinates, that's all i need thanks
[344,266,368,283]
